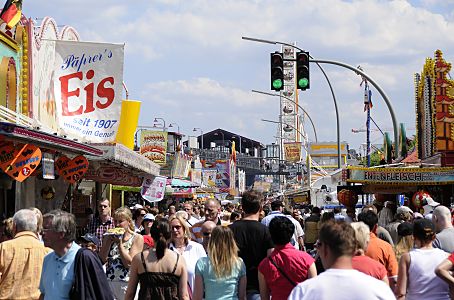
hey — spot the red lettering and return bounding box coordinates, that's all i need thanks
[96,77,115,109]
[60,72,83,116]
[83,70,95,113]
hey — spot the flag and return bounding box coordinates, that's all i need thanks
[230,141,237,163]
[0,0,21,29]
[364,88,373,112]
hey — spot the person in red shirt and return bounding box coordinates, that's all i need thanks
[436,251,454,299]
[258,216,316,300]
[350,221,388,284]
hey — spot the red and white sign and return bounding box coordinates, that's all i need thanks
[53,40,124,142]
[141,176,166,203]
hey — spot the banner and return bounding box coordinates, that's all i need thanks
[348,166,454,185]
[141,176,166,202]
[202,169,217,187]
[284,142,302,162]
[53,40,124,142]
[140,130,168,165]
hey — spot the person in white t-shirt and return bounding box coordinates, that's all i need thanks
[288,221,395,300]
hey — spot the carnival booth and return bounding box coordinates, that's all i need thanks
[338,50,454,213]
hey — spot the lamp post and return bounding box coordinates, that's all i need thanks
[193,127,204,149]
[252,89,318,142]
[243,36,340,168]
[168,122,180,133]
[153,117,166,130]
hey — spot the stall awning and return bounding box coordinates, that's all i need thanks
[0,122,103,156]
[84,143,160,186]
[167,178,200,188]
[89,143,160,176]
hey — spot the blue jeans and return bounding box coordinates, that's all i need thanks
[247,291,261,300]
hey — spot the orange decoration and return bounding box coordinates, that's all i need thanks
[338,189,358,208]
[55,155,89,183]
[0,142,42,182]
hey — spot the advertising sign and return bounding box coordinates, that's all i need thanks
[284,142,302,162]
[42,152,55,180]
[140,130,168,165]
[0,142,42,182]
[348,166,454,185]
[51,40,124,142]
[141,176,166,202]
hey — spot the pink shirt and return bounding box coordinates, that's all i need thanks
[352,255,387,280]
[258,243,314,300]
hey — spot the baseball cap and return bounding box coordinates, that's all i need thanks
[396,206,413,215]
[143,213,155,221]
[81,233,100,247]
[424,197,440,207]
[130,204,144,210]
[397,222,413,237]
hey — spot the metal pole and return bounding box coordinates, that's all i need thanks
[242,36,341,168]
[312,59,399,153]
[252,89,318,142]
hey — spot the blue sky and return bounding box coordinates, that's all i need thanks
[23,0,454,152]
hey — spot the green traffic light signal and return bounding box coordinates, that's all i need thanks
[270,52,284,91]
[296,51,310,91]
[273,79,283,89]
[298,78,308,89]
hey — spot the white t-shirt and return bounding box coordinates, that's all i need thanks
[288,268,395,300]
[169,240,207,292]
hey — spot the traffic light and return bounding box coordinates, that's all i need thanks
[296,51,310,90]
[270,52,284,91]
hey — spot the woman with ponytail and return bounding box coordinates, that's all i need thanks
[125,219,189,300]
[395,218,449,300]
[193,226,246,300]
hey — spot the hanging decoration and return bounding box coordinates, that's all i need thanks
[338,189,358,208]
[0,141,42,182]
[411,190,432,210]
[55,155,89,183]
[40,186,55,201]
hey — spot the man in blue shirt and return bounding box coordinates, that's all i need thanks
[40,210,81,300]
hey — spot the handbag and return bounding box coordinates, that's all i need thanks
[268,256,297,287]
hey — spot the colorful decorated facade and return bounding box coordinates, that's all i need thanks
[416,50,454,160]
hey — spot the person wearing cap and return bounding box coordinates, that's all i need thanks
[80,233,101,253]
[395,219,449,299]
[385,206,413,245]
[140,213,155,237]
[432,205,454,253]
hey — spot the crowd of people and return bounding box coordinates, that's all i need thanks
[1,192,454,299]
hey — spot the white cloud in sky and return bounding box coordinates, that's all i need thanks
[23,0,454,149]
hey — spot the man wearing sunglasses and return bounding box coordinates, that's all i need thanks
[85,199,114,248]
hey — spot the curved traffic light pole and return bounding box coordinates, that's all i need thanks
[242,36,342,168]
[243,36,401,164]
[312,59,399,152]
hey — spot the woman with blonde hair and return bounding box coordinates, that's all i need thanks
[100,206,144,300]
[193,226,246,300]
[169,215,206,295]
